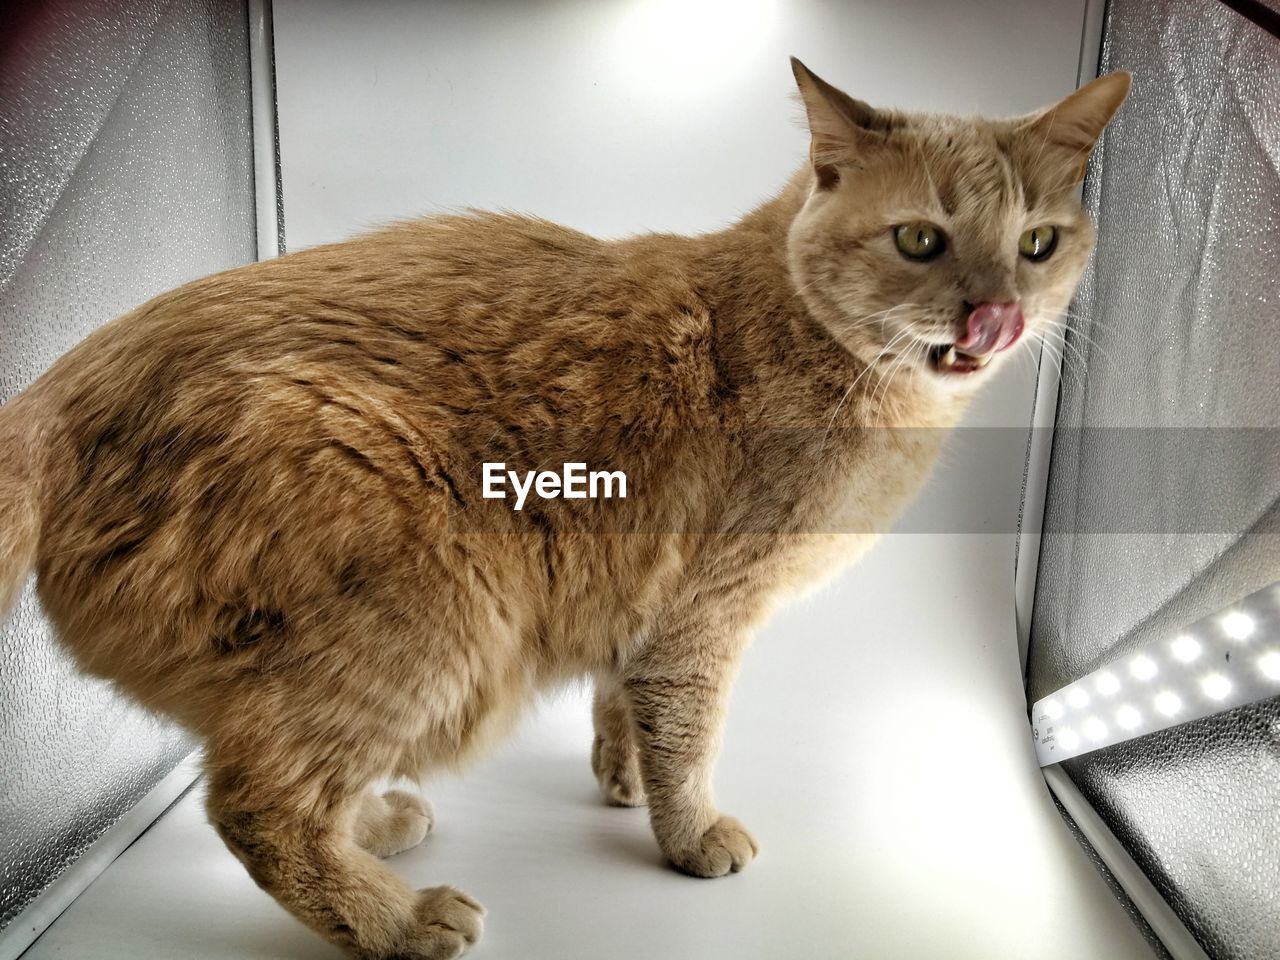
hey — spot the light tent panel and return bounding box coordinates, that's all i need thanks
[1028,0,1280,957]
[0,0,257,930]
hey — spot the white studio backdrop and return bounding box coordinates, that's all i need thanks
[201,1,1167,957]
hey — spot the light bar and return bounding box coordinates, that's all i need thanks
[1031,582,1280,766]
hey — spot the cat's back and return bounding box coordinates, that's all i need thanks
[21,211,719,669]
[38,211,710,417]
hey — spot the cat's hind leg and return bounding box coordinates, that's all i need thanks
[590,674,646,807]
[207,757,481,960]
[355,788,434,858]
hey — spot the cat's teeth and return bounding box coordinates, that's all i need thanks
[941,346,958,369]
[974,354,992,368]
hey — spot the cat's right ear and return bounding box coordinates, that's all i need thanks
[790,57,887,189]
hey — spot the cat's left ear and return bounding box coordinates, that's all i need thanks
[1019,72,1131,182]
[791,57,889,189]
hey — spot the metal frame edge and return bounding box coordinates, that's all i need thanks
[249,0,283,261]
[1043,765,1210,960]
[1013,0,1108,675]
[0,753,202,960]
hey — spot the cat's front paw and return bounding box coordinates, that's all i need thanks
[591,733,646,807]
[392,886,484,960]
[668,815,758,878]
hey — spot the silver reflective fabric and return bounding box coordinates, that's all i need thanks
[1027,0,1280,957]
[0,0,255,929]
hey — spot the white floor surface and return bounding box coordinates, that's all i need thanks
[23,531,1157,960]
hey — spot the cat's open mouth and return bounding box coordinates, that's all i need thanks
[925,301,1025,375]
[926,344,992,375]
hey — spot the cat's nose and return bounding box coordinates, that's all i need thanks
[956,301,1024,356]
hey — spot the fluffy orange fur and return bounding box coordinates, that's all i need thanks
[0,60,1127,958]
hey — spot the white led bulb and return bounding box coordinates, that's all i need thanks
[1170,634,1201,662]
[1201,673,1231,700]
[1115,705,1141,729]
[1259,652,1280,682]
[1221,611,1255,641]
[1129,656,1157,681]
[1082,717,1108,741]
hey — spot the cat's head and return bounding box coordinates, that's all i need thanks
[785,58,1128,392]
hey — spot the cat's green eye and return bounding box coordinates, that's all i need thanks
[1019,225,1057,261]
[894,223,946,261]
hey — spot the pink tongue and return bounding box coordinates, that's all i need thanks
[955,301,1024,356]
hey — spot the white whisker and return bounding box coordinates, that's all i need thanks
[817,325,915,455]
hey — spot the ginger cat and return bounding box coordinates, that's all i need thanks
[0,60,1127,958]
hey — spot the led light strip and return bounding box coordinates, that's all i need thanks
[1031,582,1280,766]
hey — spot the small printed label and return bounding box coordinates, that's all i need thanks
[481,462,627,511]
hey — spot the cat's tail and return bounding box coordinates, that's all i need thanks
[0,395,42,619]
